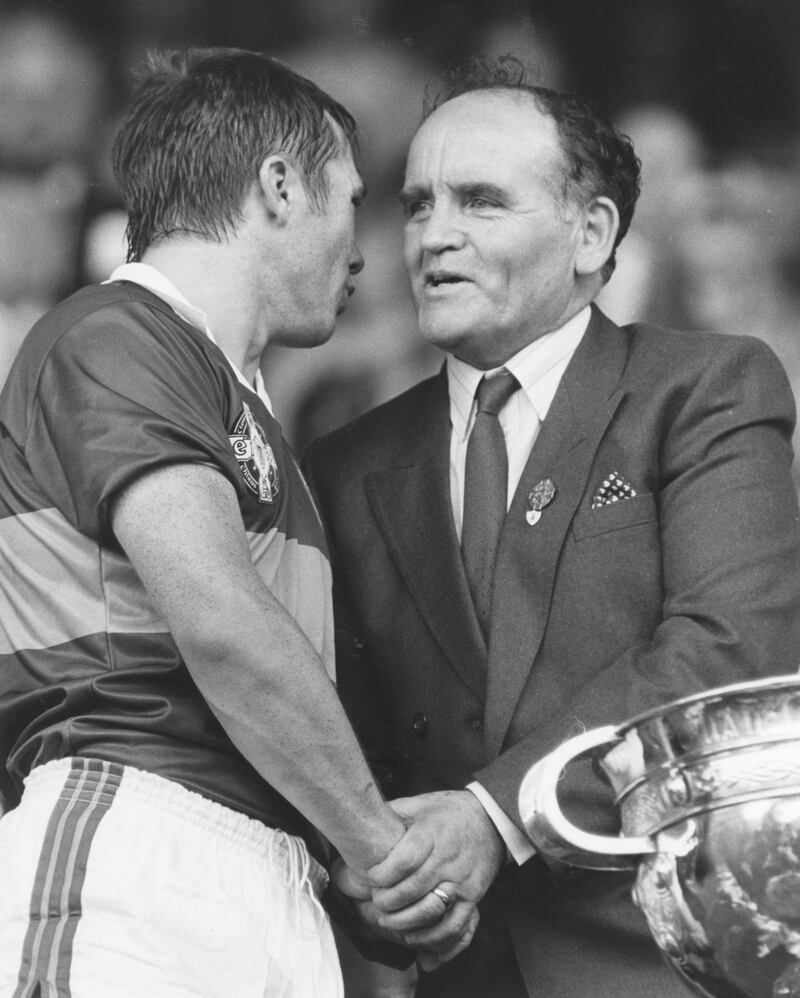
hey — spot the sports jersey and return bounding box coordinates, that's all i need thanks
[0,280,334,841]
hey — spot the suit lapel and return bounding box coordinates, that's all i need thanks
[485,308,629,755]
[365,370,488,700]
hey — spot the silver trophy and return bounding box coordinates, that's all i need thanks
[519,676,800,998]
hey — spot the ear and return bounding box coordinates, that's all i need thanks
[574,196,620,277]
[257,154,298,226]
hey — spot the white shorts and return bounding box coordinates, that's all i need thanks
[0,757,343,998]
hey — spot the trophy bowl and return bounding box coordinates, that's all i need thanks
[519,676,800,998]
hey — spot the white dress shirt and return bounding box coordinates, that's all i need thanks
[455,307,591,863]
[448,308,590,536]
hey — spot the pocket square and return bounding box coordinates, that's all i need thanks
[591,471,637,509]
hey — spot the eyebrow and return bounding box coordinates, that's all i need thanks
[399,181,509,205]
[398,184,426,207]
[455,181,508,201]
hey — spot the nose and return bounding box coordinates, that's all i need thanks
[419,202,465,254]
[349,243,365,275]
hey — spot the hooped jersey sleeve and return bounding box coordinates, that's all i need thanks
[22,290,248,542]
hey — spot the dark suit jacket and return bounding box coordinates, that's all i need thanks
[304,307,800,998]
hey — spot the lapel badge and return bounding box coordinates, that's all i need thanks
[526,478,556,525]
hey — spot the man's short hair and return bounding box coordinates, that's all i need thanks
[425,58,641,282]
[112,48,358,261]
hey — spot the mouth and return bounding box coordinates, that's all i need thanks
[424,272,468,289]
[336,283,355,315]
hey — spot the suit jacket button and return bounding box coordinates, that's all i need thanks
[412,713,428,737]
[469,717,484,733]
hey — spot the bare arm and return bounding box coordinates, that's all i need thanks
[111,462,405,873]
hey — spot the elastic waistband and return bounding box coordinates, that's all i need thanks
[24,757,329,897]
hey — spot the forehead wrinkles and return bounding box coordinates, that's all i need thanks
[406,95,566,195]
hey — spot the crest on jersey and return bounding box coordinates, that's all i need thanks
[228,401,279,503]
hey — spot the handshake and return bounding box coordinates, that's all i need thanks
[333,788,506,972]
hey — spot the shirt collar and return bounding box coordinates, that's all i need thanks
[104,261,273,411]
[447,306,591,440]
[105,262,211,333]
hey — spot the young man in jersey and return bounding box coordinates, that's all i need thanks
[0,49,473,996]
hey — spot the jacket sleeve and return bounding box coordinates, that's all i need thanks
[475,335,800,833]
[303,443,409,801]
[304,445,415,966]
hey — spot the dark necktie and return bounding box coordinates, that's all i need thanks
[461,369,519,639]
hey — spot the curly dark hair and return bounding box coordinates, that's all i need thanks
[424,57,641,282]
[112,48,358,261]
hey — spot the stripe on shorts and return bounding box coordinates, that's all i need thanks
[13,759,124,998]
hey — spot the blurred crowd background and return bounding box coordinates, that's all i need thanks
[0,0,799,479]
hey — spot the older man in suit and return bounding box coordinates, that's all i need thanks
[304,64,800,997]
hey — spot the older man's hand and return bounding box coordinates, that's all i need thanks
[333,789,506,970]
[360,788,504,970]
[332,853,481,971]
[369,790,505,910]
[368,789,504,967]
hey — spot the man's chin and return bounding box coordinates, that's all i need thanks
[418,320,476,354]
[271,321,337,350]
[269,315,338,349]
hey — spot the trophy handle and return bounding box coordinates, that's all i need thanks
[518,725,659,870]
